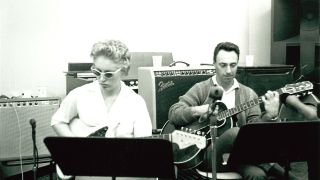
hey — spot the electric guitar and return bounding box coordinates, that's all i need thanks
[56,122,207,179]
[161,81,314,169]
[56,125,109,179]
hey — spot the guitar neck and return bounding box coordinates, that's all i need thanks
[217,88,284,120]
[148,134,172,141]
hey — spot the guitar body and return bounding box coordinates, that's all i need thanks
[161,121,206,169]
[161,101,234,169]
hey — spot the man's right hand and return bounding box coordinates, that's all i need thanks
[191,104,210,118]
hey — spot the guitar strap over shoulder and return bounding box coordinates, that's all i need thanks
[234,88,246,126]
[233,88,241,126]
[235,88,240,107]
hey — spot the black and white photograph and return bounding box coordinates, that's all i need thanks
[0,0,319,179]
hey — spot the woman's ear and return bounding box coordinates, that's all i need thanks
[122,66,130,76]
[120,60,130,76]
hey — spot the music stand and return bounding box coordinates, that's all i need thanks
[44,137,175,179]
[227,121,320,180]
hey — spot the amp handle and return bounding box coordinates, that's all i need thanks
[169,61,190,67]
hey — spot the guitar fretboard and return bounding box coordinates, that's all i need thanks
[217,88,284,120]
[148,134,172,141]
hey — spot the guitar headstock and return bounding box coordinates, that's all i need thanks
[171,130,206,150]
[282,81,313,96]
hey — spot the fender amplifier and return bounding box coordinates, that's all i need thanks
[0,97,60,160]
[138,66,215,130]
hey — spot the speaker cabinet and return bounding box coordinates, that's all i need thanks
[138,66,215,130]
[237,65,295,96]
[271,0,320,76]
[0,97,60,160]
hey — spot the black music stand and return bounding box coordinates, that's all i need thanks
[227,121,320,180]
[44,137,176,179]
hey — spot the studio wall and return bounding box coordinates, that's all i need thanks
[0,0,271,97]
[271,0,320,76]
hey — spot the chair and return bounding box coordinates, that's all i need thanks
[196,169,242,180]
[175,168,242,180]
[196,126,243,180]
[194,152,242,180]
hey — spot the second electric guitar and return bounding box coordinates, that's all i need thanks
[161,81,313,169]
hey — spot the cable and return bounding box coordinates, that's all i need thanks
[12,103,24,180]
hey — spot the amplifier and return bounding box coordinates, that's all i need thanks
[66,75,139,94]
[0,97,60,160]
[138,66,215,130]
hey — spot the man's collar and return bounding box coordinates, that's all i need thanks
[212,75,239,93]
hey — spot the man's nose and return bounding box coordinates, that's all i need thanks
[226,65,232,73]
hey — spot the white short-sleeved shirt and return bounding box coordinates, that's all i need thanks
[51,81,152,137]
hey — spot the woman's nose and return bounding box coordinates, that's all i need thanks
[98,75,107,81]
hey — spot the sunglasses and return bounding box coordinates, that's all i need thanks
[91,68,122,78]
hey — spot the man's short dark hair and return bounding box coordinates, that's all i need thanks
[213,42,240,62]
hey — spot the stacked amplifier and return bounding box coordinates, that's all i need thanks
[138,66,215,130]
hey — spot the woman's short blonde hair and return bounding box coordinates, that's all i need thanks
[90,39,131,75]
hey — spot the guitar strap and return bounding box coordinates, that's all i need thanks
[234,88,241,126]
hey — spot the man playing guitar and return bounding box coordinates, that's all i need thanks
[168,42,300,180]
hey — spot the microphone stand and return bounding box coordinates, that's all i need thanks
[210,124,218,180]
[207,85,223,180]
[31,123,38,180]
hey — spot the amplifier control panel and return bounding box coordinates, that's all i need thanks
[154,69,215,77]
[0,97,60,108]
